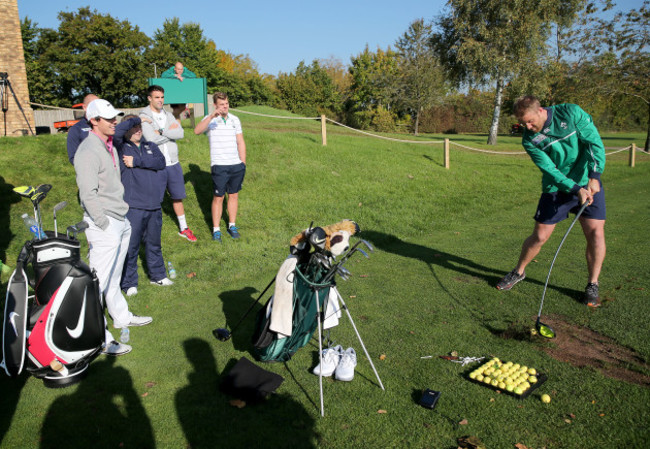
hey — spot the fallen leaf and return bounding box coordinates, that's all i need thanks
[141,392,149,397]
[599,413,605,417]
[229,399,246,408]
[451,351,459,357]
[592,400,596,404]
[359,274,369,278]
[490,398,495,402]
[349,295,356,298]
[377,409,387,414]
[515,444,530,449]
[358,202,362,207]
[145,381,157,388]
[459,419,468,425]
[407,174,414,179]
[564,419,572,424]
[455,232,461,235]
[187,272,197,278]
[568,413,576,419]
[409,331,415,334]
[379,354,387,360]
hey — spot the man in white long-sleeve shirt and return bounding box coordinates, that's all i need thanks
[140,85,197,242]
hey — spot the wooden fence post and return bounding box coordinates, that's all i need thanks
[444,138,450,169]
[629,143,636,168]
[321,115,327,146]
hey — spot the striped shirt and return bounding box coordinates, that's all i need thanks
[205,113,243,166]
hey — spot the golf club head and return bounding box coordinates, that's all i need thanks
[338,267,351,277]
[31,184,52,205]
[53,201,68,214]
[535,318,556,339]
[13,185,35,198]
[356,248,370,259]
[213,328,232,342]
[361,240,374,252]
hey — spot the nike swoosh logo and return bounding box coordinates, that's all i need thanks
[66,288,87,339]
[9,312,19,336]
[312,237,326,244]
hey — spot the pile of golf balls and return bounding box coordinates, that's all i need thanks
[468,357,540,395]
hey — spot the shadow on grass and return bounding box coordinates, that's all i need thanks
[177,338,319,447]
[0,374,27,447]
[217,285,270,353]
[0,176,20,264]
[361,230,583,323]
[185,163,214,232]
[40,357,155,449]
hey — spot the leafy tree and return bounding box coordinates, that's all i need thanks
[347,46,399,113]
[432,0,583,144]
[150,18,223,88]
[22,7,150,107]
[275,60,341,116]
[394,19,448,135]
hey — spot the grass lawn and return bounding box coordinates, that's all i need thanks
[0,107,648,448]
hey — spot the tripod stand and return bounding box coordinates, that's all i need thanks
[1,72,34,136]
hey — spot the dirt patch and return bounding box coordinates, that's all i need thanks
[539,316,650,387]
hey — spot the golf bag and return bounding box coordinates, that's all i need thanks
[252,264,332,363]
[2,234,105,388]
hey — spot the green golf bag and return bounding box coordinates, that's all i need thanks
[252,264,332,363]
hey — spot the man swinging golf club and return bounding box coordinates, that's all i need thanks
[496,95,606,307]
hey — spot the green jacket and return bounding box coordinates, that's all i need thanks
[522,103,605,194]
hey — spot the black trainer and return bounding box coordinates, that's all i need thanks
[584,282,601,308]
[496,269,526,290]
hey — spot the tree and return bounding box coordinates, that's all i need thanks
[275,60,341,116]
[347,46,399,113]
[432,0,583,144]
[22,7,151,107]
[394,19,448,135]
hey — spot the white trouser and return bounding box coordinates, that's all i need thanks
[84,216,133,343]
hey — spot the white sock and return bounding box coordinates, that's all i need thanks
[213,227,220,233]
[229,222,236,229]
[178,215,187,231]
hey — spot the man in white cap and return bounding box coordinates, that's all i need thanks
[74,99,153,356]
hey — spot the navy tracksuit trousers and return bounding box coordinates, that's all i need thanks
[121,208,166,289]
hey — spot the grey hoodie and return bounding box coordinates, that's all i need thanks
[139,106,184,166]
[74,132,129,230]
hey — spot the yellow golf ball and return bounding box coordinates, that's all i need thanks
[541,394,551,403]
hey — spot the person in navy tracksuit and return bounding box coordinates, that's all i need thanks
[114,114,171,296]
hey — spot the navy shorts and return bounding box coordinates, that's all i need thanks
[534,180,606,224]
[165,163,186,200]
[211,163,246,197]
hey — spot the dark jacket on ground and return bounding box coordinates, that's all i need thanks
[114,116,167,210]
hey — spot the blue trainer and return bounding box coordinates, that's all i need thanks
[212,230,222,242]
[227,226,241,239]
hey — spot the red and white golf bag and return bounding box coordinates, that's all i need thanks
[2,234,105,388]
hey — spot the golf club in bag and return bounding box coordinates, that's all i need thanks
[2,187,104,388]
[535,201,589,339]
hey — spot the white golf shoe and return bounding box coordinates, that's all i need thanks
[312,345,343,377]
[335,347,357,381]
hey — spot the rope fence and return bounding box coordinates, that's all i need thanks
[31,103,647,168]
[232,108,647,169]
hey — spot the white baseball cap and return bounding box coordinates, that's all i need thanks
[86,99,124,120]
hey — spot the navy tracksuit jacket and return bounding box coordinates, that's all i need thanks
[114,117,168,288]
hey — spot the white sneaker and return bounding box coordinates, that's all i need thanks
[312,345,343,377]
[102,340,132,356]
[335,347,357,381]
[114,315,153,328]
[125,287,138,296]
[151,278,173,286]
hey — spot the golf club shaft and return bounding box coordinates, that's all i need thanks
[226,277,276,336]
[537,201,589,318]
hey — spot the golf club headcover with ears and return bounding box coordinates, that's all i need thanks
[290,220,360,255]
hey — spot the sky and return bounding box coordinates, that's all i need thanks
[18,0,642,77]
